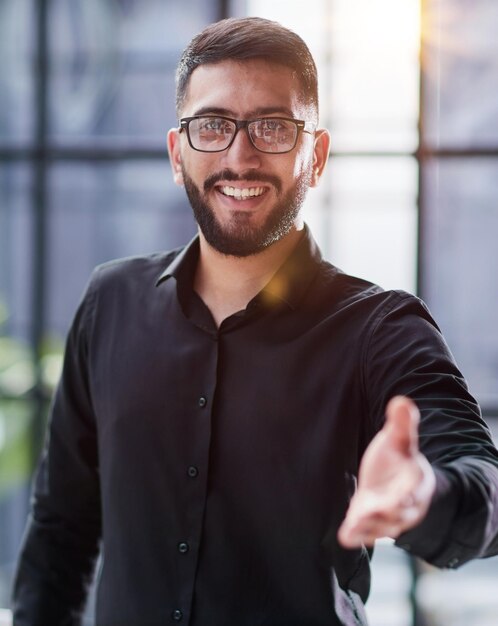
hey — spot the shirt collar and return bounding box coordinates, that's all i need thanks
[155,235,200,287]
[155,225,323,311]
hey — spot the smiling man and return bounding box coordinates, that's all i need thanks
[12,16,498,626]
[171,59,320,259]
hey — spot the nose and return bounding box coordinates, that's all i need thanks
[221,126,262,170]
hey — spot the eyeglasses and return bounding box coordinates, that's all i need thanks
[179,115,316,154]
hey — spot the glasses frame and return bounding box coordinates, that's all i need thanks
[179,115,316,154]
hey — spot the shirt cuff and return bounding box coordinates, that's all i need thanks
[394,466,463,568]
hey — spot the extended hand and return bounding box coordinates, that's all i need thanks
[338,396,436,548]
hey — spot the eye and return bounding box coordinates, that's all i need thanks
[199,118,231,134]
[261,119,286,131]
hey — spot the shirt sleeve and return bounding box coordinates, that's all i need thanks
[12,274,102,625]
[363,291,498,569]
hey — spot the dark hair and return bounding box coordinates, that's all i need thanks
[175,17,318,118]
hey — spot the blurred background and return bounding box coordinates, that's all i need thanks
[0,0,497,624]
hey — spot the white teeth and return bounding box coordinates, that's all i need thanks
[220,186,265,199]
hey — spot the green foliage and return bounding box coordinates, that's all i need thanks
[0,400,32,498]
[0,296,63,499]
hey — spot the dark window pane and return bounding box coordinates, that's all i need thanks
[0,164,33,343]
[47,161,196,336]
[0,0,35,144]
[48,0,218,144]
[423,0,498,148]
[421,158,498,410]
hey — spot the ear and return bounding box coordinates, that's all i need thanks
[310,128,330,188]
[167,127,184,186]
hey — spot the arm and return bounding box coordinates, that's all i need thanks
[12,281,102,625]
[339,292,498,568]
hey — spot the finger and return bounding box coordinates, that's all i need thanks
[338,505,421,548]
[338,500,392,547]
[338,516,401,547]
[338,486,426,547]
[385,395,420,456]
[341,500,418,535]
[340,524,400,548]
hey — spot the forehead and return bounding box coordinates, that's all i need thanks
[181,59,307,118]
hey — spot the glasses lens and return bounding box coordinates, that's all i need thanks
[249,119,298,153]
[188,117,235,151]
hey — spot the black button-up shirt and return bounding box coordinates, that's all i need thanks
[13,227,498,625]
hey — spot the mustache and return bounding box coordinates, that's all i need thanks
[204,169,282,194]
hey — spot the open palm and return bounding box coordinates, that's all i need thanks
[338,396,436,548]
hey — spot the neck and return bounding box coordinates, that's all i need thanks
[194,225,304,327]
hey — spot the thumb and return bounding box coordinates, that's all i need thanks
[385,396,420,457]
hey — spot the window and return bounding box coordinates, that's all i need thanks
[1,1,497,623]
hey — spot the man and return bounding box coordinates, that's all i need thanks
[13,16,498,626]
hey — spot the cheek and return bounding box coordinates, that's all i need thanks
[272,148,309,182]
[185,153,222,179]
[290,150,313,180]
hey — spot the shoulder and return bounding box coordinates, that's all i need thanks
[314,260,429,320]
[74,247,186,323]
[88,247,184,295]
[72,246,187,338]
[92,247,183,284]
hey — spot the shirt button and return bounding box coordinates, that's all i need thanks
[198,396,207,408]
[187,466,199,478]
[178,541,189,554]
[172,609,183,621]
[447,557,459,568]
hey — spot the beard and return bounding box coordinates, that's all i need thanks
[181,164,312,257]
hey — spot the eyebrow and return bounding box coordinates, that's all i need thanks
[192,106,297,119]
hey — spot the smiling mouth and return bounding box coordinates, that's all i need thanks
[217,185,268,200]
